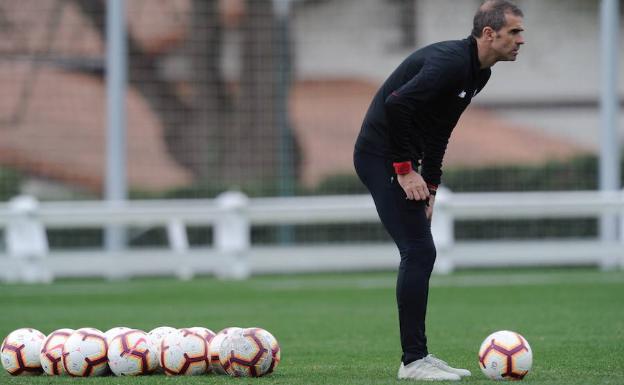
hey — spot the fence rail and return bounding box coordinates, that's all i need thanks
[0,189,622,283]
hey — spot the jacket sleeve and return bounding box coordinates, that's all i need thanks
[384,56,463,182]
[420,124,451,186]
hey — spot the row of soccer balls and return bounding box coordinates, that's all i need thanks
[1,325,280,377]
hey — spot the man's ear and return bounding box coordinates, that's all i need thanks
[482,26,496,41]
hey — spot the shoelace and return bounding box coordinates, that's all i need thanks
[425,354,450,368]
[404,360,447,375]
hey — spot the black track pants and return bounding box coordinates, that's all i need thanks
[354,149,436,365]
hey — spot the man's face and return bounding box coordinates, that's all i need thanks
[491,13,525,61]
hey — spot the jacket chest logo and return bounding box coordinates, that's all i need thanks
[458,89,479,99]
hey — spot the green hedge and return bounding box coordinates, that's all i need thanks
[310,154,604,195]
[0,168,22,201]
[310,154,610,241]
[10,154,620,247]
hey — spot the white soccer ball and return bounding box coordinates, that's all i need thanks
[188,327,216,373]
[39,328,74,376]
[252,327,281,374]
[478,330,533,381]
[1,328,46,376]
[148,326,177,373]
[159,328,209,375]
[104,326,132,344]
[147,326,177,357]
[62,328,109,377]
[218,327,273,377]
[188,327,216,345]
[107,329,158,376]
[209,327,243,375]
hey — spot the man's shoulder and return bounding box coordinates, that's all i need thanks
[411,39,471,75]
[425,38,472,61]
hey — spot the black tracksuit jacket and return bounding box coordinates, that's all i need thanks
[355,36,491,186]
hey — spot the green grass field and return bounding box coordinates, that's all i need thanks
[1,268,623,384]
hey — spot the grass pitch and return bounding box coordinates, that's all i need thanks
[1,267,623,384]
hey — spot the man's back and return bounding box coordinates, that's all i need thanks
[356,37,490,175]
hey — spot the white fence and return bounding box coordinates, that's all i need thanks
[0,189,623,283]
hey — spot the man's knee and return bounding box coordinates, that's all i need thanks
[399,240,437,271]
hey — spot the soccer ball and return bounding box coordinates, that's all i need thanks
[108,329,158,376]
[209,327,243,374]
[188,327,216,346]
[219,327,273,377]
[148,326,176,356]
[39,328,74,375]
[104,326,131,344]
[252,327,281,374]
[160,328,209,375]
[478,330,533,380]
[188,327,216,373]
[148,326,177,373]
[1,328,46,376]
[62,328,109,376]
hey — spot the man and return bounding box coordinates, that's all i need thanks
[353,0,525,381]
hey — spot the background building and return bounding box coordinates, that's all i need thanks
[0,0,621,198]
[0,0,621,256]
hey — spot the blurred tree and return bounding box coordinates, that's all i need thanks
[69,0,196,171]
[69,0,299,189]
[185,0,232,179]
[225,0,300,187]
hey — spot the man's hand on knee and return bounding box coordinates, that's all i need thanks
[397,171,430,201]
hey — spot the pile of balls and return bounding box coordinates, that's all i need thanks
[1,325,280,377]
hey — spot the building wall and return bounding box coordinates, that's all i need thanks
[294,0,624,99]
[292,0,624,148]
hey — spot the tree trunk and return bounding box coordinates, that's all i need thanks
[186,0,231,179]
[70,0,301,191]
[69,0,228,179]
[225,0,300,190]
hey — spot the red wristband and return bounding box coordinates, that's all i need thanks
[393,161,412,175]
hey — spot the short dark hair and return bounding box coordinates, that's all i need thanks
[471,0,523,38]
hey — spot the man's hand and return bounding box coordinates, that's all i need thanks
[397,170,429,201]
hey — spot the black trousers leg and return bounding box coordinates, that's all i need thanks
[354,149,437,365]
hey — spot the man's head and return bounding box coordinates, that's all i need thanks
[472,0,525,66]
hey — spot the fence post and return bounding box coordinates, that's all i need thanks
[5,195,52,283]
[167,219,189,254]
[620,188,624,270]
[214,191,251,280]
[431,186,454,274]
[168,218,193,280]
[599,190,622,271]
